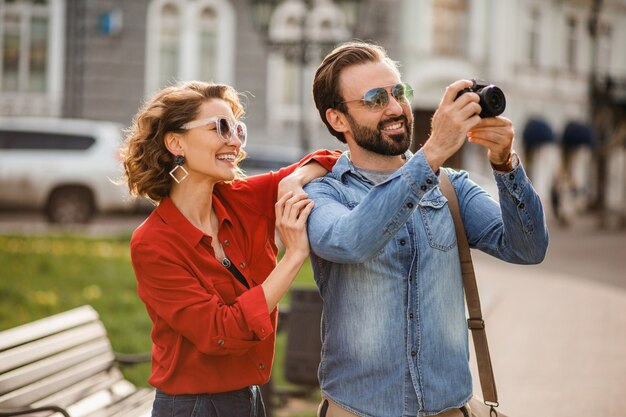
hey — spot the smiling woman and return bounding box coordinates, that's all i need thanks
[120,80,339,416]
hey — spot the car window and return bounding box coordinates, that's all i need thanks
[0,130,96,150]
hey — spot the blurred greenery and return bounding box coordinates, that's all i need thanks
[0,233,317,390]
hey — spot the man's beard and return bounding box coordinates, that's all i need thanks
[345,112,413,156]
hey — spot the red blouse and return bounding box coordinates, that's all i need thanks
[130,150,339,394]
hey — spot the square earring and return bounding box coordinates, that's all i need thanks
[169,165,188,183]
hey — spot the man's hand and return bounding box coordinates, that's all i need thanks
[422,80,482,172]
[467,116,515,165]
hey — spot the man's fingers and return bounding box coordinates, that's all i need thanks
[441,79,475,105]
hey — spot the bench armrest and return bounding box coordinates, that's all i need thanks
[0,405,71,417]
[114,352,151,365]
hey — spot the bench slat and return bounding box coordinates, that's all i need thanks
[31,369,125,413]
[90,387,154,417]
[0,322,108,374]
[0,306,99,352]
[0,339,112,395]
[0,350,115,407]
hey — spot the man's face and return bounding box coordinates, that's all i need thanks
[338,61,414,156]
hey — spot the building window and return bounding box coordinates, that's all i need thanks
[566,16,578,72]
[0,0,64,116]
[158,3,180,87]
[199,6,217,82]
[432,0,468,57]
[596,23,612,75]
[145,0,234,94]
[1,0,50,92]
[527,8,541,68]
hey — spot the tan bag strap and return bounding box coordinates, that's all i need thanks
[439,173,499,407]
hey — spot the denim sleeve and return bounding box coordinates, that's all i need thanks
[450,164,549,264]
[305,150,438,263]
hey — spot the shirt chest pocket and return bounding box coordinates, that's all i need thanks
[212,276,238,305]
[418,191,457,251]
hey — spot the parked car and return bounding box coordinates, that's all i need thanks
[0,117,145,224]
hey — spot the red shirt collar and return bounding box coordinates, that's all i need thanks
[155,193,233,247]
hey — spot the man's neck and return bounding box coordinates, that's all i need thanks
[348,147,406,171]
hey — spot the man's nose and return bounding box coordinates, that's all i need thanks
[384,94,404,116]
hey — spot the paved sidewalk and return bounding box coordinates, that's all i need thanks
[471,252,626,417]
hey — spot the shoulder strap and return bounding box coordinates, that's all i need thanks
[223,258,250,289]
[439,173,499,407]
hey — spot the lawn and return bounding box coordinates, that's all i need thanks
[0,233,318,390]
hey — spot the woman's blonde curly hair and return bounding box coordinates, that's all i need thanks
[121,81,246,203]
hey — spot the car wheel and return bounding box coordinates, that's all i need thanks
[45,187,95,224]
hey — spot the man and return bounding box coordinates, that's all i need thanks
[304,41,548,417]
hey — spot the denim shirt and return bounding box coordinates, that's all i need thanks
[304,150,548,417]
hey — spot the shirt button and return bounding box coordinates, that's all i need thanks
[400,239,406,246]
[407,202,414,209]
[509,173,515,180]
[512,184,518,190]
[409,312,414,319]
[239,262,246,269]
[426,178,433,184]
[519,203,525,209]
[411,350,417,357]
[217,339,225,346]
[420,184,427,191]
[259,363,265,370]
[224,240,230,246]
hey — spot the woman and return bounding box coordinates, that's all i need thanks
[122,81,339,416]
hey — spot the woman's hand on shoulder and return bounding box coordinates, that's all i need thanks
[275,191,314,261]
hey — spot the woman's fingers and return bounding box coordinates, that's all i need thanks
[276,192,312,228]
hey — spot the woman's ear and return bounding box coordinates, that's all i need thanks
[326,108,349,134]
[164,132,183,155]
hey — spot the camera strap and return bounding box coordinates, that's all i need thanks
[440,173,500,409]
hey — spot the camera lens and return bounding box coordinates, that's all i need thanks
[478,85,506,118]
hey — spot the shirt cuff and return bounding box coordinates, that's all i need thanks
[494,161,528,200]
[237,285,273,340]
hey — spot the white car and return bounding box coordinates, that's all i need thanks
[0,117,143,223]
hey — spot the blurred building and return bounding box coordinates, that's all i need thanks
[1,0,625,215]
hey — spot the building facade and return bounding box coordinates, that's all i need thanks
[1,0,625,215]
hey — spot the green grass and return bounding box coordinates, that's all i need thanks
[0,233,317,389]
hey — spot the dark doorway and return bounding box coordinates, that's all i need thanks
[412,109,463,169]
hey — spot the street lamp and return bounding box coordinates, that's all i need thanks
[250,0,360,153]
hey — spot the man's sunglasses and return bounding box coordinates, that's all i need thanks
[339,83,413,111]
[181,117,247,148]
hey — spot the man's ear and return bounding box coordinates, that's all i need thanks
[326,108,350,134]
[164,132,183,155]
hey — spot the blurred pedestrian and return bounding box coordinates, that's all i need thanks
[121,81,339,417]
[305,41,549,417]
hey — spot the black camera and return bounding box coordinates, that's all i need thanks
[455,79,506,118]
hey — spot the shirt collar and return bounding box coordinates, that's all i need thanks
[332,150,413,180]
[155,194,233,247]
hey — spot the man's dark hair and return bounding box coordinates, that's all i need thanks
[312,41,399,143]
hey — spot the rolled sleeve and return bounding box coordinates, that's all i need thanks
[237,285,273,340]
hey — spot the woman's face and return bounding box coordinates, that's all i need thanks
[179,99,243,184]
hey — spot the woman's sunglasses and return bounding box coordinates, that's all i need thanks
[181,117,247,148]
[339,83,413,111]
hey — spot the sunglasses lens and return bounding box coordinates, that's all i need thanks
[216,118,232,140]
[235,122,247,147]
[363,88,389,110]
[392,83,413,103]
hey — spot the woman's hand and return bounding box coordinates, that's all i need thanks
[261,191,315,312]
[275,191,315,261]
[277,161,328,200]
